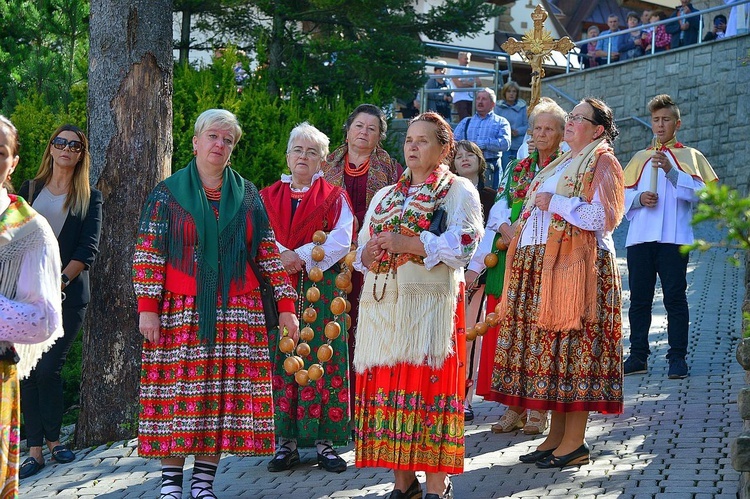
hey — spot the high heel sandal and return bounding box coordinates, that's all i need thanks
[535,443,590,469]
[522,410,549,435]
[387,477,422,499]
[518,447,556,463]
[491,408,526,433]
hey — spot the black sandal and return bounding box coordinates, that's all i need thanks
[316,442,347,473]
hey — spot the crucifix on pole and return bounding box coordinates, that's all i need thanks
[501,4,575,116]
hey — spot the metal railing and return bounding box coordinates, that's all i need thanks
[418,42,513,121]
[547,83,651,130]
[566,0,750,72]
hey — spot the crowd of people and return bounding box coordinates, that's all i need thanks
[0,83,719,498]
[581,3,742,67]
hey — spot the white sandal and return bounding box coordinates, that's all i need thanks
[522,410,548,435]
[491,408,526,433]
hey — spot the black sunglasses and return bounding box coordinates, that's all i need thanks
[51,137,84,153]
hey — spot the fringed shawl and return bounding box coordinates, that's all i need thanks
[355,165,461,372]
[322,144,402,208]
[498,139,624,331]
[139,159,269,345]
[0,195,64,378]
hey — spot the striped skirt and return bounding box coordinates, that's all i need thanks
[138,291,275,458]
[0,360,19,498]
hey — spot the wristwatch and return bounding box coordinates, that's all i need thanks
[61,273,70,288]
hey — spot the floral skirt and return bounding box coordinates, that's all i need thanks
[0,361,19,498]
[138,291,274,458]
[269,269,350,447]
[354,285,466,474]
[491,245,623,414]
[475,293,502,402]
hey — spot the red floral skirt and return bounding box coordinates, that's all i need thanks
[138,291,274,458]
[475,294,503,402]
[354,285,466,474]
[491,245,623,414]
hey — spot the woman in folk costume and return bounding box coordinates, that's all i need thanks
[491,98,625,469]
[321,104,402,418]
[133,109,299,499]
[0,115,64,497]
[354,112,483,499]
[465,98,566,435]
[260,122,354,474]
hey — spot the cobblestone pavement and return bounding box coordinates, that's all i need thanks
[20,221,745,498]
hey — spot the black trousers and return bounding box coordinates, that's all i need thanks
[21,305,87,446]
[626,242,689,362]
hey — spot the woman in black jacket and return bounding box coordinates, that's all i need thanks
[18,124,102,479]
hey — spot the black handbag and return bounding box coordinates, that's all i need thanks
[429,207,448,236]
[247,256,279,333]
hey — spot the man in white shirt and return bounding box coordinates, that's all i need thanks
[450,51,481,121]
[622,94,718,379]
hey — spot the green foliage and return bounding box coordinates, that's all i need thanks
[173,47,392,187]
[685,182,750,337]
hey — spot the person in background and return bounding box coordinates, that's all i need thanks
[494,81,528,173]
[642,11,672,54]
[450,51,482,121]
[321,103,402,422]
[641,9,654,26]
[260,122,354,474]
[579,25,601,69]
[466,98,566,436]
[133,109,299,499]
[420,61,453,121]
[18,125,102,479]
[354,112,483,499]
[621,11,645,60]
[454,88,511,190]
[703,14,728,41]
[492,98,625,469]
[0,115,63,497]
[452,140,495,423]
[622,94,718,379]
[667,0,701,48]
[595,15,629,64]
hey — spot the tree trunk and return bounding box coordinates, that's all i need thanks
[77,0,173,447]
[179,9,192,66]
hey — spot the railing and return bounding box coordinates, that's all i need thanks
[566,0,750,72]
[419,42,513,121]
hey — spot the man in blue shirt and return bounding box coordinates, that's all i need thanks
[454,87,511,189]
[595,14,630,64]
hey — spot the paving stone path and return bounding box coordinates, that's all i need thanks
[20,221,745,498]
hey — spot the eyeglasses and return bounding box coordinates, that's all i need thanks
[566,113,598,125]
[51,137,84,153]
[289,147,320,159]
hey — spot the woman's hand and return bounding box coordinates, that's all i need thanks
[279,312,300,342]
[499,222,515,246]
[280,250,304,275]
[534,192,553,211]
[362,236,385,268]
[139,312,161,344]
[376,232,425,256]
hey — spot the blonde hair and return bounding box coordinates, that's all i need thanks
[0,116,19,192]
[194,109,243,145]
[35,124,91,217]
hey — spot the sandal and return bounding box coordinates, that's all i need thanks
[522,410,549,435]
[491,408,526,433]
[317,442,347,473]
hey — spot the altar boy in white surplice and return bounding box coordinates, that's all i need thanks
[621,94,717,380]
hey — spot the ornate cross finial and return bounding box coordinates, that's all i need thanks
[502,4,575,115]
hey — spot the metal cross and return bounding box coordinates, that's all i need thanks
[502,4,575,115]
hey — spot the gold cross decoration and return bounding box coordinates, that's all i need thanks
[502,4,575,116]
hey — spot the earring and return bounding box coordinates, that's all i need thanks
[193,150,197,156]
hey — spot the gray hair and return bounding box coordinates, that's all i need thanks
[478,87,497,104]
[287,122,330,158]
[529,97,567,132]
[194,109,242,145]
